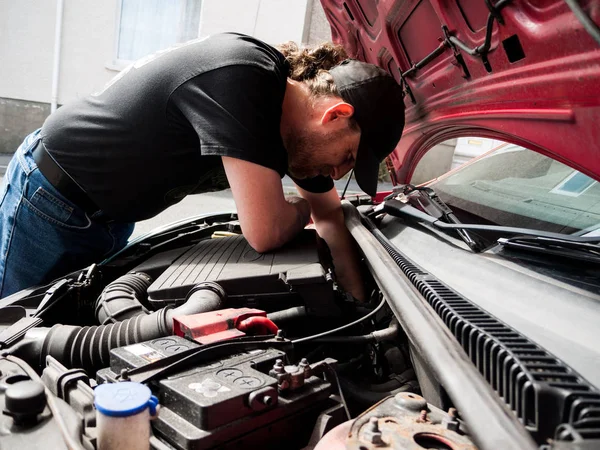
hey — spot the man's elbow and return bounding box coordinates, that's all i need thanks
[245,232,282,254]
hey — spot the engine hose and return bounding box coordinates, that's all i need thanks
[336,355,366,373]
[25,282,226,373]
[95,272,153,324]
[267,306,307,323]
[364,369,416,392]
[340,368,414,393]
[312,319,399,344]
[339,376,419,406]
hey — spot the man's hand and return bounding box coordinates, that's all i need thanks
[295,184,367,302]
[286,195,311,230]
[222,157,310,253]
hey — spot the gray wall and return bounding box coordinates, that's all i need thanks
[0,98,51,154]
[304,0,333,45]
[0,0,119,106]
[198,0,314,46]
[0,0,119,152]
[0,0,332,153]
[410,139,457,184]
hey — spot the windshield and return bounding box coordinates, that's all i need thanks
[429,144,600,235]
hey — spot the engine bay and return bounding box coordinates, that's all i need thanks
[0,212,495,449]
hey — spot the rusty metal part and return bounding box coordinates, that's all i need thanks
[269,358,337,393]
[363,417,385,445]
[313,420,354,450]
[443,408,460,432]
[343,392,477,450]
[272,359,285,374]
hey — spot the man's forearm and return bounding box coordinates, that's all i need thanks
[287,195,312,235]
[313,209,366,302]
[259,196,310,252]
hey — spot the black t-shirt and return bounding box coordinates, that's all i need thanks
[41,33,333,222]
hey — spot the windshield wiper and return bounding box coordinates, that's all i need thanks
[497,236,600,264]
[381,185,485,251]
[372,198,600,244]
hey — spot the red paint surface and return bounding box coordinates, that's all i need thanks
[321,0,600,184]
[237,315,279,335]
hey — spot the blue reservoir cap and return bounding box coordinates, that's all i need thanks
[94,382,158,417]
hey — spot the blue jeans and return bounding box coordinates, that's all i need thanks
[0,130,134,298]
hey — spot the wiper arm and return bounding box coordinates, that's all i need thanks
[374,198,600,244]
[497,236,600,264]
[385,185,484,251]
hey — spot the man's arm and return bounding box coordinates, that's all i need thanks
[222,156,311,253]
[295,184,366,302]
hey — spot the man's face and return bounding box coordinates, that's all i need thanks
[286,124,360,180]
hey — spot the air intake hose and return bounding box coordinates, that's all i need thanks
[95,272,153,324]
[26,282,226,373]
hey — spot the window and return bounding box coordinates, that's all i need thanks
[429,141,600,234]
[409,137,506,185]
[114,0,202,66]
[550,171,597,197]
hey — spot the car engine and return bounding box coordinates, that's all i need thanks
[0,213,479,449]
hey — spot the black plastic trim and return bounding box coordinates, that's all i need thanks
[368,217,600,444]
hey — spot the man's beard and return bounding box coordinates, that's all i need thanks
[285,130,332,179]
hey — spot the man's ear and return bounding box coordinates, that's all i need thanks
[321,102,354,124]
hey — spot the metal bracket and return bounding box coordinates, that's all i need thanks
[76,263,98,286]
[442,26,471,79]
[400,0,512,82]
[398,71,416,104]
[486,0,505,25]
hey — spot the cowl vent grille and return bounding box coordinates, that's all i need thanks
[370,225,600,445]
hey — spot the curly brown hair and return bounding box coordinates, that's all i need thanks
[277,41,348,98]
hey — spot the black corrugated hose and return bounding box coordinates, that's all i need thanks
[95,272,153,324]
[20,281,226,373]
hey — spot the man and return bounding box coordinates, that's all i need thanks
[0,33,405,299]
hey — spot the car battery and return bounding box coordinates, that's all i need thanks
[98,335,283,429]
[97,336,335,449]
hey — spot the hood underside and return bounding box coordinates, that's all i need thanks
[320,0,600,184]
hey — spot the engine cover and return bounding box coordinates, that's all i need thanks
[147,230,335,308]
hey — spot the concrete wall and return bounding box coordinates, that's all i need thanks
[452,137,505,169]
[0,0,332,152]
[410,139,457,184]
[198,0,311,46]
[304,0,333,45]
[0,1,55,104]
[0,98,50,153]
[0,0,118,105]
[409,137,507,184]
[0,0,119,151]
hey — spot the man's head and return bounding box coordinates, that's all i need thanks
[279,42,405,196]
[283,77,361,181]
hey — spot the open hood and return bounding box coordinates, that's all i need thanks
[320,0,600,184]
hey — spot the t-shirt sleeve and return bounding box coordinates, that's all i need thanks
[291,175,335,193]
[168,64,288,176]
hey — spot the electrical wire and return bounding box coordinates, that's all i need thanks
[340,169,354,200]
[565,0,600,46]
[292,295,386,344]
[323,362,352,420]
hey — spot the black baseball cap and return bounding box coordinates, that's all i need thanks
[330,60,405,196]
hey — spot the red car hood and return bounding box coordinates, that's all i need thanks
[320,0,600,184]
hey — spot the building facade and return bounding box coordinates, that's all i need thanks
[0,0,331,153]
